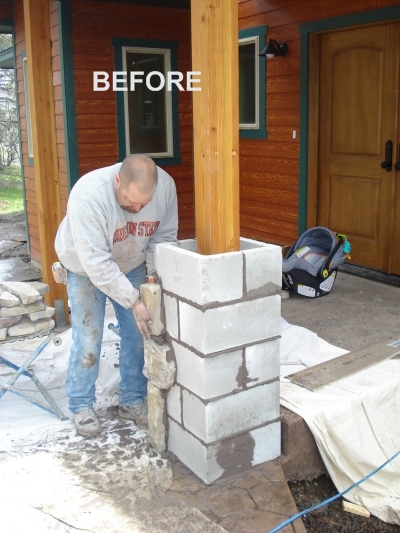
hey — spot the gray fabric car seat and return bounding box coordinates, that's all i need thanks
[282,227,350,298]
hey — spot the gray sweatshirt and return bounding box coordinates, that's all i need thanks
[55,163,178,308]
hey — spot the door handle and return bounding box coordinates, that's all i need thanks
[381,140,393,172]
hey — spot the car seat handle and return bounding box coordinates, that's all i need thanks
[318,235,346,279]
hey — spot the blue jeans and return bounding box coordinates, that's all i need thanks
[66,264,147,414]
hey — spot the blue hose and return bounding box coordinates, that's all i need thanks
[268,450,400,533]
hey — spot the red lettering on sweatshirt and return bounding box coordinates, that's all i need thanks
[113,221,160,244]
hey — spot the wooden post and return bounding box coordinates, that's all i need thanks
[191,0,240,255]
[23,0,68,321]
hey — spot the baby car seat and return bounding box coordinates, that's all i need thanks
[282,227,351,298]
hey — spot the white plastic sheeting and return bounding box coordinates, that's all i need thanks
[0,317,147,452]
[280,319,400,525]
[1,317,400,523]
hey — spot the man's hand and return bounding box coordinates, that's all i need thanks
[132,298,152,338]
[148,270,160,284]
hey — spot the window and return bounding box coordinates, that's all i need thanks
[112,38,181,165]
[239,26,267,139]
[22,52,34,164]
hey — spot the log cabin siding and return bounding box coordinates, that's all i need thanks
[13,0,67,263]
[0,1,11,17]
[49,0,69,219]
[238,0,399,245]
[70,0,195,239]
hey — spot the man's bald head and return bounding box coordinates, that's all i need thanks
[119,154,158,195]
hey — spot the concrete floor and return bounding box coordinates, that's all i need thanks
[282,269,400,352]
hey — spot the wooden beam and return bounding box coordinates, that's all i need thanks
[23,0,68,321]
[191,0,240,255]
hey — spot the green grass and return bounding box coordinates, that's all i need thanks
[0,188,24,214]
[0,165,22,182]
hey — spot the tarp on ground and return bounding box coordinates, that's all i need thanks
[0,317,399,523]
[280,319,400,525]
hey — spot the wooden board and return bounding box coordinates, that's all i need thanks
[287,338,400,391]
[191,0,239,254]
[23,0,68,317]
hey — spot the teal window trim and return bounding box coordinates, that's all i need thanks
[0,19,13,33]
[112,37,181,166]
[58,0,80,190]
[21,50,34,167]
[239,25,267,139]
[298,5,400,236]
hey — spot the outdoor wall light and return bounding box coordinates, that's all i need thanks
[259,39,288,58]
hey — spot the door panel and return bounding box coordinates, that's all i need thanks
[331,47,383,157]
[317,23,399,273]
[328,176,380,240]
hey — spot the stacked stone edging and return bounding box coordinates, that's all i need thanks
[0,281,55,340]
[155,237,282,484]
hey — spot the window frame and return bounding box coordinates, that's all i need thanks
[112,38,181,166]
[238,25,267,139]
[21,51,34,165]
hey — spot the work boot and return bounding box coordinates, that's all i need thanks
[74,408,101,438]
[119,401,148,429]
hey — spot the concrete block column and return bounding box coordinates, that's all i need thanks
[155,238,282,484]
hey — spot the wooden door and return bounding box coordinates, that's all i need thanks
[317,23,400,273]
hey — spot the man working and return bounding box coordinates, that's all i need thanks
[55,154,178,438]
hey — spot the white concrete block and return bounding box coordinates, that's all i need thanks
[176,239,197,252]
[172,340,243,400]
[166,384,182,423]
[180,294,281,355]
[163,293,179,339]
[168,418,224,484]
[245,339,280,387]
[182,382,280,443]
[155,240,243,305]
[168,417,281,485]
[242,242,282,297]
[239,238,264,251]
[251,421,281,466]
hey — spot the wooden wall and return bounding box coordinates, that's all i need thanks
[238,0,400,246]
[0,1,11,18]
[70,0,194,239]
[13,0,67,264]
[14,0,400,262]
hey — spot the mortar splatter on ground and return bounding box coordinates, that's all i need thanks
[1,406,225,533]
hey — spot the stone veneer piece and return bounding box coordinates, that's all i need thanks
[155,238,282,484]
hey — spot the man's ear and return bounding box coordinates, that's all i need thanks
[115,172,121,188]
